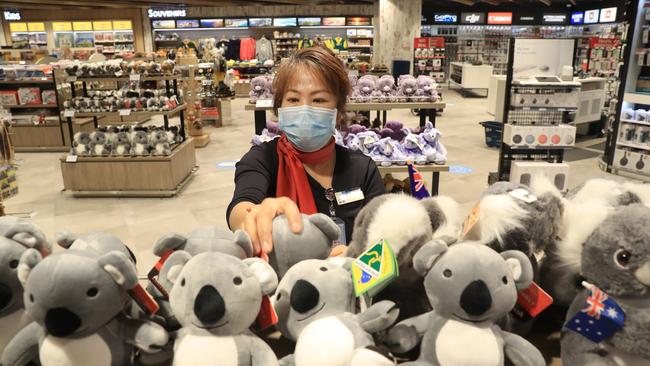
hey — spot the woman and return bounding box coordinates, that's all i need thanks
[227,46,385,255]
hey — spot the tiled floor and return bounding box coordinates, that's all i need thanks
[6,89,634,365]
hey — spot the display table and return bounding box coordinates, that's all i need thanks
[59,138,197,198]
[450,62,493,97]
[377,164,449,196]
[245,101,447,135]
[10,116,97,152]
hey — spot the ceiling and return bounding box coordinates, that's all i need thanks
[2,0,375,10]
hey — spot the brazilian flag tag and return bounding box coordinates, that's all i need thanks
[352,239,399,298]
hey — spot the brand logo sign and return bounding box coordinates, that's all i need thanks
[543,13,567,24]
[584,9,599,24]
[517,13,536,24]
[461,12,485,24]
[433,14,457,23]
[571,12,584,24]
[147,8,186,18]
[599,7,617,23]
[487,12,512,25]
[3,10,20,21]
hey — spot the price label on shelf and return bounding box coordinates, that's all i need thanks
[65,155,78,163]
[256,99,273,108]
[202,79,213,86]
[119,109,132,116]
[67,76,77,82]
[115,71,123,77]
[64,110,75,118]
[129,74,141,82]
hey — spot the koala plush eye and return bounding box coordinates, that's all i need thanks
[9,260,18,269]
[87,288,99,297]
[29,294,34,303]
[180,278,186,287]
[615,249,632,268]
[502,276,508,285]
[233,276,242,285]
[443,269,452,278]
[320,267,328,272]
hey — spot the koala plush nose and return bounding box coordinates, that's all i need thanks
[194,286,226,325]
[290,280,320,313]
[460,280,492,316]
[45,307,82,337]
[0,283,12,310]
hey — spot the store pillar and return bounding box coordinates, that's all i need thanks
[374,0,421,74]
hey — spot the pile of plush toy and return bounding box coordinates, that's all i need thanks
[63,88,181,113]
[349,74,440,103]
[248,75,274,104]
[71,125,183,157]
[2,176,650,366]
[62,59,177,78]
[252,119,447,165]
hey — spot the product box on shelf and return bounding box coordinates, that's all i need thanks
[510,161,570,191]
[511,90,579,108]
[41,90,57,105]
[613,148,650,175]
[503,124,576,148]
[17,87,42,105]
[0,91,18,106]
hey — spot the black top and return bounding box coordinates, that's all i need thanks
[227,140,386,241]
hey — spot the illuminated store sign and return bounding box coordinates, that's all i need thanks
[148,8,186,18]
[461,13,485,24]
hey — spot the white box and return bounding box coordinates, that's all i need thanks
[503,124,576,148]
[510,161,570,191]
[614,149,650,175]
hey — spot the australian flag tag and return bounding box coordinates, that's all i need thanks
[565,282,625,343]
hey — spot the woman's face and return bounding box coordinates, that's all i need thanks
[281,67,337,110]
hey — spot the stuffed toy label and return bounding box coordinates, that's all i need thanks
[515,282,553,318]
[564,283,625,343]
[462,204,481,240]
[352,239,398,297]
[255,251,278,330]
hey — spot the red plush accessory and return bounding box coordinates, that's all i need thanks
[275,134,335,214]
[255,250,278,330]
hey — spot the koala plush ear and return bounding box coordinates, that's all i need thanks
[55,230,78,249]
[160,250,192,285]
[243,258,278,296]
[153,233,187,257]
[5,222,51,254]
[328,256,354,271]
[413,240,448,276]
[233,230,254,257]
[18,248,43,287]
[308,214,340,243]
[98,251,139,290]
[501,250,534,290]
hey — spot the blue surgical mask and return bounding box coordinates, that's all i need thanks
[278,105,337,152]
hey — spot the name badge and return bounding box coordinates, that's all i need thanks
[331,216,347,245]
[335,188,364,205]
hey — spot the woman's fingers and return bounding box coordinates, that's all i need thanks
[244,209,262,255]
[278,197,303,233]
[256,205,276,254]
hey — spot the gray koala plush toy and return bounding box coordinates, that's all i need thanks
[1,241,168,365]
[71,132,91,156]
[561,204,650,365]
[269,213,340,280]
[151,129,171,156]
[274,258,399,366]
[0,217,51,361]
[89,131,113,156]
[387,241,545,366]
[113,130,131,157]
[160,250,279,366]
[130,129,151,156]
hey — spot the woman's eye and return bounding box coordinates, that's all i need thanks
[287,98,299,103]
[313,98,327,103]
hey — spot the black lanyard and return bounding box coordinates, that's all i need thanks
[325,188,336,217]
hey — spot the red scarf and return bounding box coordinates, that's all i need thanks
[276,135,335,214]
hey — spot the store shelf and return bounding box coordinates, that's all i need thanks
[69,74,181,82]
[504,143,575,150]
[2,104,58,109]
[617,141,650,152]
[625,92,650,105]
[621,118,650,127]
[513,106,578,112]
[63,104,186,118]
[0,79,53,85]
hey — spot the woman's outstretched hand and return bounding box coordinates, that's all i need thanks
[244,197,303,255]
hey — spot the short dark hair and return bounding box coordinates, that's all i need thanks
[272,46,351,115]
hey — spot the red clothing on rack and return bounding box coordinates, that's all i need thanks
[240,38,256,61]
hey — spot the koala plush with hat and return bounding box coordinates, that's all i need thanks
[274,258,399,366]
[387,241,545,366]
[160,251,279,366]
[561,204,650,365]
[0,217,51,361]
[1,232,168,366]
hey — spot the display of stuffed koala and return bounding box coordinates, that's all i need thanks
[130,129,151,156]
[113,130,131,157]
[0,217,50,361]
[561,205,650,365]
[89,131,112,156]
[274,259,399,366]
[1,243,168,366]
[71,132,91,156]
[268,213,340,280]
[150,129,171,156]
[160,251,279,366]
[387,241,545,366]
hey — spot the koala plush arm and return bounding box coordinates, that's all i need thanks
[384,311,434,354]
[249,336,279,366]
[1,321,43,366]
[356,300,399,334]
[113,315,169,354]
[278,354,295,366]
[501,330,546,366]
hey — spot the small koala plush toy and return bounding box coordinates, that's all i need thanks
[0,217,51,359]
[561,204,650,365]
[387,241,545,366]
[1,242,169,366]
[71,132,91,156]
[268,213,340,280]
[113,129,131,157]
[151,129,171,156]
[130,129,151,156]
[89,131,112,156]
[273,259,399,366]
[160,251,279,366]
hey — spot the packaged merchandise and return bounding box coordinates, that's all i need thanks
[0,91,18,106]
[17,88,41,105]
[40,90,56,105]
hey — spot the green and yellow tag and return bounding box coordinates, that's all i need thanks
[352,239,399,298]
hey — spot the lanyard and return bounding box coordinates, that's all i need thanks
[325,188,336,217]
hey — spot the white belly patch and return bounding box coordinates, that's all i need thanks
[156,144,164,154]
[135,144,145,155]
[116,145,126,155]
[75,145,86,155]
[40,333,111,366]
[295,317,354,366]
[174,334,238,366]
[0,309,31,352]
[435,320,501,366]
[94,145,103,155]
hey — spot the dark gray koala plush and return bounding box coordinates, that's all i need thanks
[160,251,279,366]
[113,130,131,156]
[1,246,168,366]
[273,258,399,366]
[561,205,650,365]
[387,241,545,366]
[269,213,340,280]
[71,132,91,156]
[151,130,171,156]
[0,217,50,360]
[89,131,112,156]
[130,130,151,156]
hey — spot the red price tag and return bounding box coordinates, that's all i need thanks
[129,283,160,315]
[255,250,279,330]
[516,282,553,317]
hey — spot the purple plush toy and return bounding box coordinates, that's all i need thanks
[375,75,396,103]
[415,75,439,102]
[345,133,361,151]
[375,137,409,166]
[384,121,406,141]
[347,124,368,135]
[266,120,279,135]
[249,76,271,104]
[356,130,380,156]
[397,75,418,102]
[419,121,447,164]
[352,76,376,103]
[401,127,428,164]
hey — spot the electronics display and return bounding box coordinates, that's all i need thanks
[322,17,345,26]
[487,12,512,25]
[152,20,175,29]
[584,9,599,24]
[298,17,321,26]
[510,161,570,190]
[199,19,223,28]
[249,18,272,27]
[599,7,617,23]
[511,90,579,108]
[461,13,485,24]
[347,17,371,26]
[503,124,576,148]
[434,14,458,24]
[542,13,567,24]
[176,19,199,28]
[273,17,297,27]
[224,18,248,28]
[517,14,537,25]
